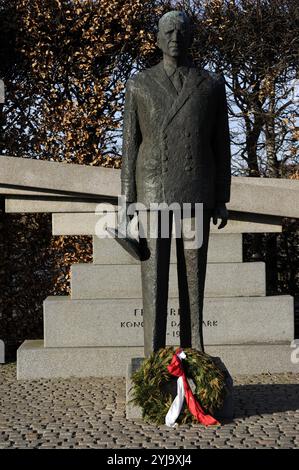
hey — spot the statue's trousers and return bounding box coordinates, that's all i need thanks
[138,207,212,356]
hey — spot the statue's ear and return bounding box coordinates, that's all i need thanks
[156,30,161,49]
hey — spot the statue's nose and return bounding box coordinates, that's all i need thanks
[172,30,179,40]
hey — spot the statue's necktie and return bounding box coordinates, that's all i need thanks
[171,68,184,93]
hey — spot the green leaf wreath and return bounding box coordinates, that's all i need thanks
[130,347,227,425]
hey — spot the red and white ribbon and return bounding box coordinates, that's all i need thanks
[165,349,220,427]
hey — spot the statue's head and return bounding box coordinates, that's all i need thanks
[157,10,192,59]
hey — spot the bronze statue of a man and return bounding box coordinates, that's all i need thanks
[121,10,231,356]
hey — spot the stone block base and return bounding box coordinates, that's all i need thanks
[43,295,294,347]
[17,340,143,380]
[70,262,266,299]
[17,341,298,380]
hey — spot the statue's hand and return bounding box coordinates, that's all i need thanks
[212,202,228,229]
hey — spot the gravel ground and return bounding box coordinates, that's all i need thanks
[0,363,298,449]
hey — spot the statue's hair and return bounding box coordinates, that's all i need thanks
[158,10,191,31]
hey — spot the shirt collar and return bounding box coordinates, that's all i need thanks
[163,62,189,78]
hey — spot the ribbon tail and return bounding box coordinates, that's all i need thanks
[165,376,185,427]
[183,376,220,426]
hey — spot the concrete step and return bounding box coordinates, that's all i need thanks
[92,233,243,264]
[43,295,294,348]
[70,262,266,299]
[52,212,282,236]
[17,340,298,379]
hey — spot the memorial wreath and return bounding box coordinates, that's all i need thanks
[131,347,227,426]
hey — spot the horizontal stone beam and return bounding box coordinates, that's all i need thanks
[0,155,120,198]
[52,212,282,235]
[3,195,286,231]
[5,196,105,213]
[230,179,299,219]
[1,156,298,218]
[0,187,81,197]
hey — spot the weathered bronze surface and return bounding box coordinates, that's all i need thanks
[121,11,232,356]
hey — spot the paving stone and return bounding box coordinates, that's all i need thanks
[1,363,299,449]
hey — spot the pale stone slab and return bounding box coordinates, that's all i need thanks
[17,340,143,379]
[237,177,299,188]
[0,156,120,198]
[126,358,143,420]
[1,157,298,217]
[0,187,89,197]
[17,340,299,379]
[228,179,299,219]
[70,262,266,299]
[93,236,150,265]
[0,340,5,364]
[43,295,294,347]
[53,212,282,235]
[93,233,243,264]
[5,196,107,213]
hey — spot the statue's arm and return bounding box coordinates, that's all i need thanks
[211,75,232,204]
[121,78,142,205]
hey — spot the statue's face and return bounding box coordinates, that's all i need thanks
[157,12,191,58]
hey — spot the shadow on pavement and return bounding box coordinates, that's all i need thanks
[232,383,299,419]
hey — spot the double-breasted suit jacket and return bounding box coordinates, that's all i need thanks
[121,60,231,210]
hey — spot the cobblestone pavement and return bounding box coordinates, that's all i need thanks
[0,363,298,449]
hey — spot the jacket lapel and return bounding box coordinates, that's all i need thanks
[150,61,178,99]
[149,61,208,131]
[151,61,207,129]
[163,67,207,130]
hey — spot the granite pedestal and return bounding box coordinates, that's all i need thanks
[16,223,296,379]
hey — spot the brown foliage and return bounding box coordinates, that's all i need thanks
[3,0,164,163]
